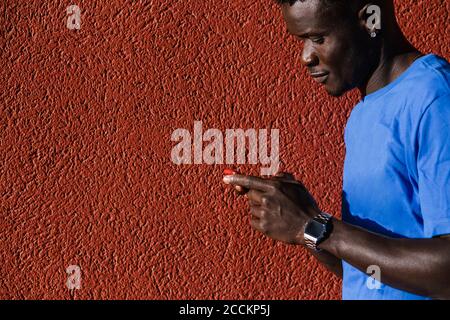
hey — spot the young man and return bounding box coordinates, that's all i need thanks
[223,0,450,299]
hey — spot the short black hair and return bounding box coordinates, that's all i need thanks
[275,0,348,8]
[274,0,359,16]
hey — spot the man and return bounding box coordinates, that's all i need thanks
[223,0,450,300]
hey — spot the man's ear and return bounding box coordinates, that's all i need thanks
[358,3,382,37]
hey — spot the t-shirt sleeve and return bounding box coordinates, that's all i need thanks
[417,93,450,237]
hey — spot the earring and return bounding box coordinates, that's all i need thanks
[370,30,377,38]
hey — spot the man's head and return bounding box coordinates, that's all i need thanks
[278,0,394,96]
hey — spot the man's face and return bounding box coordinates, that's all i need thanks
[281,0,374,96]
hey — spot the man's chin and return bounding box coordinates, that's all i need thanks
[324,84,346,97]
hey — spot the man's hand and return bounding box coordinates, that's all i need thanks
[223,172,321,245]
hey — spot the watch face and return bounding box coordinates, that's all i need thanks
[305,220,326,239]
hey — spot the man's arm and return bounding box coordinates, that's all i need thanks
[224,174,450,298]
[308,248,342,278]
[308,94,450,294]
[318,219,450,299]
[304,229,450,284]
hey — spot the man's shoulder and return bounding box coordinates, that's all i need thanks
[348,54,449,129]
[399,54,450,99]
[390,54,450,117]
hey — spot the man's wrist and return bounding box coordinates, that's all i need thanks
[295,217,313,245]
[316,217,342,256]
[303,212,333,251]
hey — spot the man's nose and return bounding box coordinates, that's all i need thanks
[301,43,318,67]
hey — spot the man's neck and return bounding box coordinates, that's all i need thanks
[359,33,421,97]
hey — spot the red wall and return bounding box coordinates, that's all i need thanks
[1,0,449,299]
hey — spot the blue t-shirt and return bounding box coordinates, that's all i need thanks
[342,54,450,300]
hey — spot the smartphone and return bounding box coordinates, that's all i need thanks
[223,168,238,176]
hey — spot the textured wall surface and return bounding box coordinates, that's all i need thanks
[1,0,449,300]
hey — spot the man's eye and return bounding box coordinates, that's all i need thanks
[311,37,324,44]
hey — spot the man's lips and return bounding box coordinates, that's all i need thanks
[310,72,329,84]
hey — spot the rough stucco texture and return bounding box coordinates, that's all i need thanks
[1,0,449,300]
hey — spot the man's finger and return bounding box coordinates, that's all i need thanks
[247,189,264,204]
[274,172,296,180]
[250,207,266,219]
[234,185,249,195]
[250,217,265,233]
[249,198,260,207]
[223,174,273,192]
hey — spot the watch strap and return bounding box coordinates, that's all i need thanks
[304,212,332,251]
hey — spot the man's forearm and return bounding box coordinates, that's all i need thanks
[308,249,343,278]
[318,218,450,299]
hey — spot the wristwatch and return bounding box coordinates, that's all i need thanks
[304,212,333,252]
